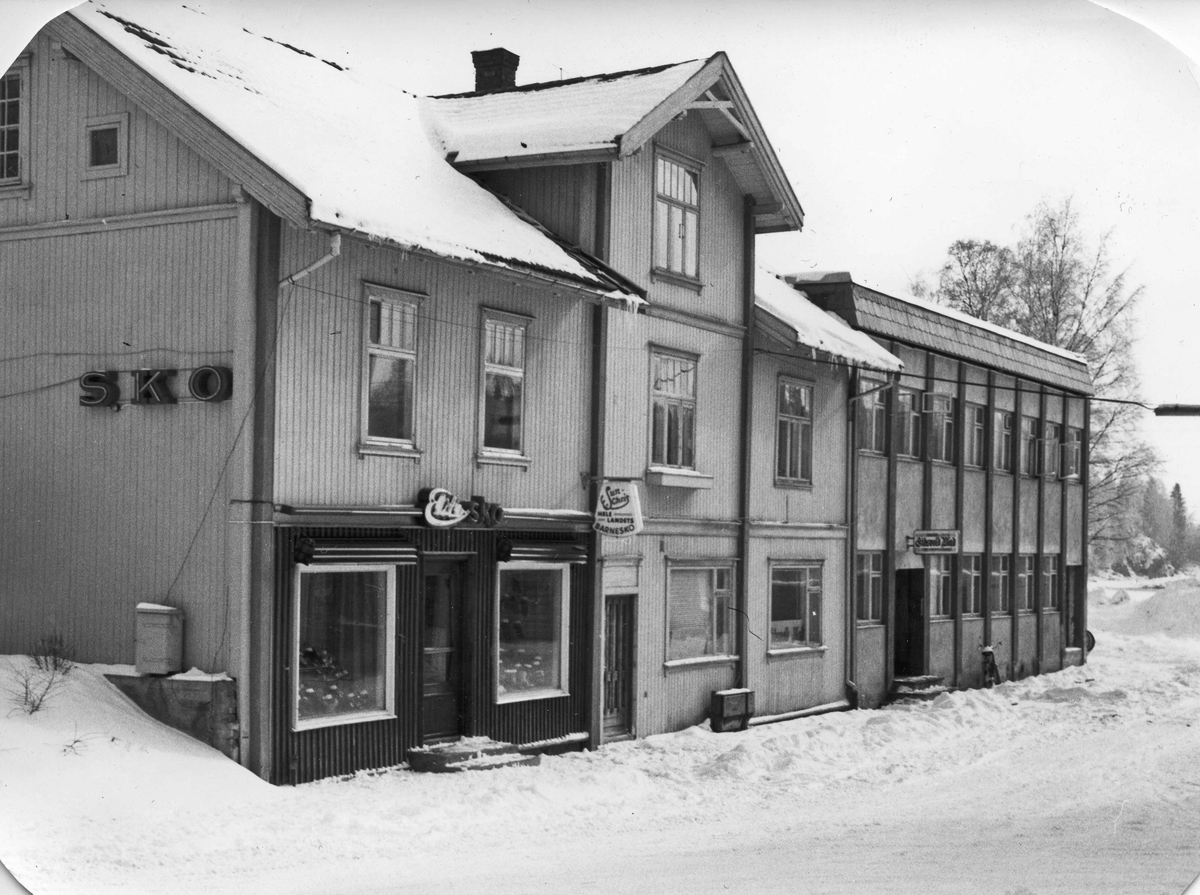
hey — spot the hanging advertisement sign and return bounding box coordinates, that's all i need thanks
[909,529,960,554]
[418,488,503,528]
[593,481,643,537]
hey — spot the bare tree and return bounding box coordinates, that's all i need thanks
[911,239,1017,325]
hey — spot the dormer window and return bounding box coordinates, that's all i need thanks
[653,152,700,280]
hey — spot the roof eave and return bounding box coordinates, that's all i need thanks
[453,145,619,172]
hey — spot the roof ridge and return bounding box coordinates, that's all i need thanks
[430,57,705,100]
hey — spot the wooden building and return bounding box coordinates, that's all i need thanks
[783,273,1092,707]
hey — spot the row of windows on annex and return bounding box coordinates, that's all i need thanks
[1,61,131,194]
[293,560,571,731]
[854,551,1066,623]
[856,381,1083,478]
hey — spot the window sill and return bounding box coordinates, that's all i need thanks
[645,467,713,489]
[856,621,884,628]
[930,616,954,624]
[774,478,813,490]
[477,451,532,469]
[651,268,703,292]
[293,709,396,732]
[0,182,31,200]
[496,687,568,704]
[663,655,737,671]
[897,455,922,464]
[358,441,422,460]
[767,645,826,659]
[81,166,127,181]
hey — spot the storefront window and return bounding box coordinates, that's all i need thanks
[294,565,395,730]
[496,562,570,702]
[667,565,735,661]
[769,564,822,649]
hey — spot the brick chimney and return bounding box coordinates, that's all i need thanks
[471,48,519,93]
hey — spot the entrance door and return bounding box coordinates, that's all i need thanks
[603,594,635,740]
[894,569,925,677]
[422,559,466,741]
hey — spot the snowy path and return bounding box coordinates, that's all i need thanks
[3,604,1200,894]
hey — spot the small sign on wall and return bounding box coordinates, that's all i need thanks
[79,366,233,407]
[909,529,960,554]
[593,481,643,538]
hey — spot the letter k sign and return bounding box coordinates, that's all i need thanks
[133,369,177,404]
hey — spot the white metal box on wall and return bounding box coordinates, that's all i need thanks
[135,603,184,675]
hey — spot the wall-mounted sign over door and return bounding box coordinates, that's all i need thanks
[909,529,960,554]
[593,481,643,538]
[418,488,504,528]
[79,366,233,407]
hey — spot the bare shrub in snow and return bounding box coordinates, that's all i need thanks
[32,633,74,675]
[5,658,68,715]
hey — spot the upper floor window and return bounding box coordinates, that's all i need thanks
[83,113,128,179]
[896,389,922,459]
[857,379,887,454]
[994,411,1013,472]
[481,311,530,458]
[776,377,812,485]
[856,552,883,623]
[650,350,696,469]
[929,555,953,618]
[667,564,735,662]
[769,563,823,651]
[1016,554,1036,612]
[1019,418,1039,476]
[926,394,954,464]
[653,154,700,280]
[1042,555,1060,611]
[990,554,1011,614]
[1042,422,1062,478]
[1062,426,1083,478]
[965,404,986,468]
[1,63,26,186]
[362,286,420,450]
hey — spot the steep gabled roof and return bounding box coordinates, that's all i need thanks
[786,272,1093,394]
[52,2,639,301]
[425,53,803,234]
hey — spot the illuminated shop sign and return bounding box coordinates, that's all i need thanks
[909,529,960,554]
[593,480,643,538]
[78,367,233,407]
[418,487,504,528]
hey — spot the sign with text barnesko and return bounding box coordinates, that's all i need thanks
[593,481,643,538]
[909,529,960,554]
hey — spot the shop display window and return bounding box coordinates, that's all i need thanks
[496,562,570,702]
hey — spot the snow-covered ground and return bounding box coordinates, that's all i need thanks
[3,580,1200,895]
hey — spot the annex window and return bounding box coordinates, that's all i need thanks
[856,552,884,623]
[776,377,813,485]
[929,555,953,618]
[1062,427,1083,479]
[650,351,697,469]
[667,565,734,662]
[926,394,955,464]
[896,389,922,458]
[990,554,1011,614]
[857,379,887,453]
[960,554,983,616]
[82,113,128,179]
[653,153,700,280]
[1016,554,1036,612]
[994,411,1013,472]
[293,564,396,730]
[1042,422,1061,477]
[1019,418,1039,476]
[496,562,570,702]
[1,62,26,186]
[1042,555,1060,611]
[481,311,530,458]
[362,286,420,450]
[965,404,986,468]
[769,564,823,651]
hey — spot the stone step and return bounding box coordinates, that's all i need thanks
[891,674,944,690]
[407,737,540,774]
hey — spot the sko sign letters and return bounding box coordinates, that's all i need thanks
[79,366,234,407]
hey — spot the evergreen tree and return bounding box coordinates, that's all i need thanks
[1170,483,1188,568]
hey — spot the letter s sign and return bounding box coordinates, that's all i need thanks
[79,371,120,407]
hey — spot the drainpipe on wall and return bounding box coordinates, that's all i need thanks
[279,232,342,287]
[736,196,755,692]
[845,367,859,709]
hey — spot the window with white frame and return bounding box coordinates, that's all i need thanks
[650,351,697,469]
[362,286,420,448]
[994,411,1013,472]
[1042,422,1061,477]
[1042,555,1060,610]
[990,554,1011,614]
[1,62,26,186]
[857,379,887,453]
[667,565,734,661]
[1016,554,1036,612]
[293,564,396,730]
[965,404,986,468]
[481,311,530,456]
[929,555,953,618]
[653,153,700,279]
[896,389,922,458]
[856,552,883,623]
[960,554,983,616]
[83,113,128,178]
[776,377,813,485]
[1062,426,1083,479]
[927,395,955,463]
[1020,418,1039,476]
[769,564,823,650]
[496,562,570,702]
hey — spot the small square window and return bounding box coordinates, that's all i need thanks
[82,113,127,179]
[89,127,119,167]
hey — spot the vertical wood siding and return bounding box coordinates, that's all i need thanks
[476,165,597,255]
[2,34,234,230]
[0,215,241,666]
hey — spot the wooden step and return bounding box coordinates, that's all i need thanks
[407,737,538,773]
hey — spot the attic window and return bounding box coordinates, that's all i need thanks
[653,152,700,281]
[1,60,29,190]
[83,113,127,178]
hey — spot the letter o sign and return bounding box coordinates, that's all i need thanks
[188,366,233,403]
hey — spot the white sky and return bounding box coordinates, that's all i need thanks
[4,0,1200,517]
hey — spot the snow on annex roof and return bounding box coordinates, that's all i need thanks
[426,59,708,165]
[64,2,637,299]
[756,269,902,373]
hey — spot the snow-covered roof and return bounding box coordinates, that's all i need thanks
[756,269,902,372]
[425,60,707,164]
[63,2,638,300]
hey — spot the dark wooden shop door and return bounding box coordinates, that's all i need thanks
[894,568,926,677]
[423,559,467,741]
[603,593,635,740]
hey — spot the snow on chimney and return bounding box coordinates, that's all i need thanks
[471,48,519,93]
